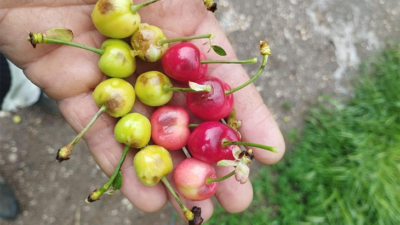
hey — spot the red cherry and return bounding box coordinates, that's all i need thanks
[150,105,190,150]
[199,52,208,78]
[188,121,239,164]
[186,76,233,121]
[173,158,218,201]
[162,42,206,83]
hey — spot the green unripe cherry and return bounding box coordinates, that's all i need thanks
[114,113,151,149]
[98,39,136,78]
[134,145,173,186]
[135,71,173,106]
[130,23,168,62]
[92,78,135,118]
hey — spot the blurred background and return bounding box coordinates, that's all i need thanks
[1,0,399,224]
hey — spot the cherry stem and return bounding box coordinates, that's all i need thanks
[182,147,192,158]
[56,105,106,162]
[164,85,210,93]
[161,177,194,222]
[206,170,235,185]
[201,57,257,64]
[188,124,199,127]
[225,55,268,95]
[158,33,213,45]
[222,140,277,153]
[130,0,161,13]
[36,37,104,55]
[86,145,130,203]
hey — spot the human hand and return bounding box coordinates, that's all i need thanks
[0,0,285,222]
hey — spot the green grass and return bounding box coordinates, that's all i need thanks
[206,45,400,225]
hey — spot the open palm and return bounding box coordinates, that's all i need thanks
[0,0,285,222]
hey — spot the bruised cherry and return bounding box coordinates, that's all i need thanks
[92,78,136,117]
[150,105,190,150]
[173,158,218,201]
[134,145,173,186]
[98,39,136,78]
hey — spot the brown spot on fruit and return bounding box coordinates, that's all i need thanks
[98,0,114,14]
[149,75,161,86]
[139,76,149,85]
[128,140,141,148]
[106,98,122,113]
[116,52,126,65]
[152,176,159,183]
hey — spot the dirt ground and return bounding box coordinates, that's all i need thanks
[1,0,399,224]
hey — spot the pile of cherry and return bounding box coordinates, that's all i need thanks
[28,0,276,224]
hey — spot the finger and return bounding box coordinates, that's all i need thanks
[57,93,168,212]
[214,166,253,213]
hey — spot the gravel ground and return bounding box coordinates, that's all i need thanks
[1,0,399,224]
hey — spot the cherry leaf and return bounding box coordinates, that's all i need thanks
[112,171,123,190]
[211,45,227,56]
[44,28,73,41]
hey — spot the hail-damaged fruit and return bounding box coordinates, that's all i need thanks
[130,23,213,62]
[56,78,135,162]
[91,0,161,39]
[134,145,173,186]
